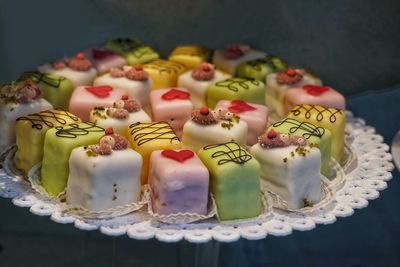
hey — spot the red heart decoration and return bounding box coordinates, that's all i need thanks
[85,85,113,98]
[161,150,194,163]
[302,85,330,96]
[161,88,191,101]
[92,49,115,59]
[228,100,256,114]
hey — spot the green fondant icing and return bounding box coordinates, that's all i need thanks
[206,78,265,109]
[41,122,104,196]
[197,142,261,220]
[236,55,288,81]
[269,118,332,176]
[106,38,159,65]
[18,72,74,110]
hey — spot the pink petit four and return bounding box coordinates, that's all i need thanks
[69,85,127,121]
[284,85,346,115]
[215,100,268,146]
[149,88,193,139]
[84,48,127,75]
[149,149,209,215]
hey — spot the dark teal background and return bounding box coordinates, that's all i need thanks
[1,0,400,95]
[1,1,400,266]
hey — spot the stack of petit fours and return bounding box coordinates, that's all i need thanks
[0,38,347,220]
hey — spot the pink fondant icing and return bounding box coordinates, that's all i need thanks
[215,100,268,146]
[283,85,346,115]
[69,85,127,121]
[150,88,193,139]
[149,150,209,215]
[84,49,127,75]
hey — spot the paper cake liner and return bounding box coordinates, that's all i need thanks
[0,144,17,168]
[3,146,26,181]
[60,189,147,220]
[341,144,357,174]
[216,189,273,225]
[27,161,147,219]
[27,162,66,200]
[328,158,347,193]
[146,186,218,224]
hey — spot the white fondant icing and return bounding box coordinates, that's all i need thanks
[182,119,248,152]
[38,64,97,88]
[250,144,322,209]
[90,107,151,137]
[66,147,142,211]
[177,70,231,108]
[265,69,322,116]
[93,71,152,114]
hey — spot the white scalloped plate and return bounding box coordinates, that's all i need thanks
[0,111,394,243]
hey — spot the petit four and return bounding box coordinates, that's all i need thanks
[197,142,262,220]
[269,118,332,176]
[149,149,209,215]
[128,122,182,184]
[90,96,151,137]
[168,45,210,69]
[149,88,193,139]
[84,48,127,75]
[18,71,74,110]
[69,85,127,121]
[287,104,346,162]
[41,122,104,196]
[182,107,248,152]
[14,110,81,176]
[265,68,322,116]
[0,81,52,151]
[212,44,266,75]
[206,77,265,109]
[67,129,142,211]
[236,55,288,81]
[250,130,322,209]
[177,63,231,108]
[93,65,152,113]
[143,60,187,89]
[215,100,268,146]
[106,38,159,65]
[38,53,97,87]
[284,85,346,115]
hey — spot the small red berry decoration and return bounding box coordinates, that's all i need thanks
[267,129,277,139]
[105,128,114,135]
[199,106,209,115]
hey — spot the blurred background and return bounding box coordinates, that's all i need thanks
[1,0,400,266]
[1,0,400,95]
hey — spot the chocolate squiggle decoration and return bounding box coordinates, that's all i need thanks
[55,122,104,138]
[290,105,344,123]
[144,60,186,76]
[17,110,80,130]
[272,118,325,139]
[129,121,180,146]
[202,142,252,165]
[19,72,66,88]
[214,78,262,92]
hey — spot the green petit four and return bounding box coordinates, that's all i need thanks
[197,142,262,220]
[106,38,159,65]
[19,72,74,110]
[41,122,104,196]
[206,78,265,109]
